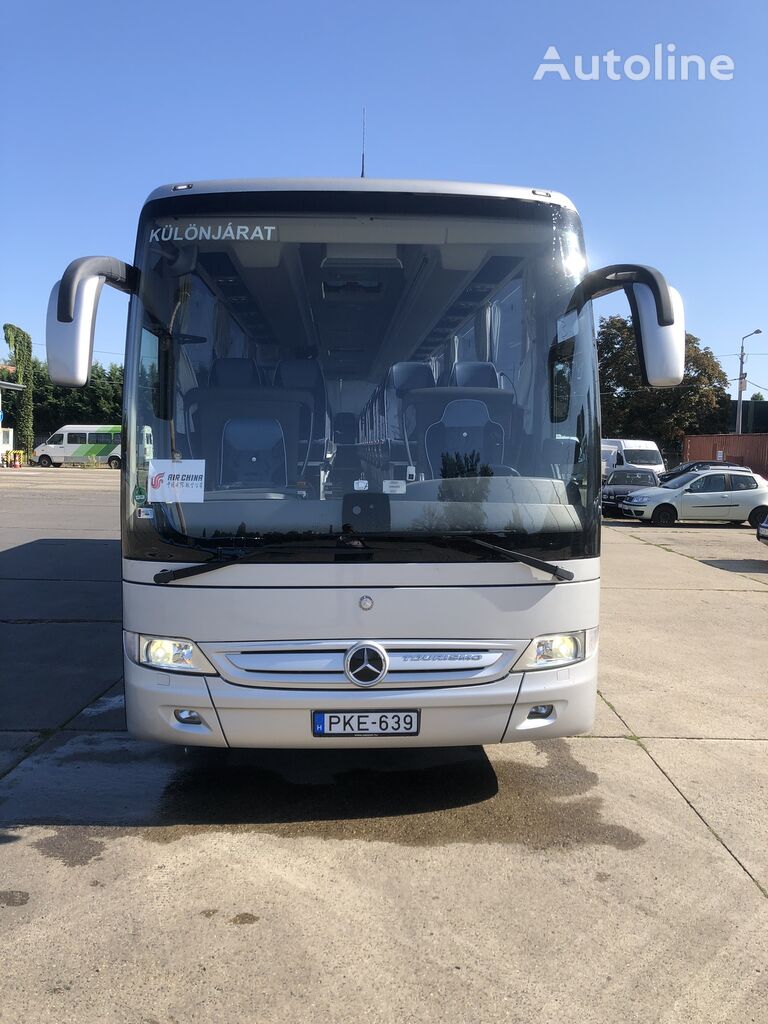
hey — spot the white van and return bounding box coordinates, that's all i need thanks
[601,438,665,476]
[601,443,619,480]
[31,424,122,468]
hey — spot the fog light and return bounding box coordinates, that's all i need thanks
[174,709,203,725]
[528,704,554,720]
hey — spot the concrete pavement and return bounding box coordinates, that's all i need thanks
[1,469,766,1023]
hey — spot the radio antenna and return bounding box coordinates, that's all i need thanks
[360,107,366,178]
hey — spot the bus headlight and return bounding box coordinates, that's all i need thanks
[515,629,597,671]
[131,634,214,674]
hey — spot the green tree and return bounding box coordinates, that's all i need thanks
[0,355,123,439]
[597,315,729,451]
[2,324,34,456]
[750,392,765,401]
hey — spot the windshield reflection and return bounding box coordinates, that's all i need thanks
[125,202,600,562]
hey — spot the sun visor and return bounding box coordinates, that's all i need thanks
[235,242,283,268]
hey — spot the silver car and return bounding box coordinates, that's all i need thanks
[620,469,768,527]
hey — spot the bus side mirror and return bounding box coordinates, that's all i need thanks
[629,281,685,388]
[567,264,685,388]
[46,256,139,387]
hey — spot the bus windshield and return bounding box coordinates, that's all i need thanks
[124,196,599,563]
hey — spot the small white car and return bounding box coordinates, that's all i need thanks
[620,468,768,528]
[758,512,768,548]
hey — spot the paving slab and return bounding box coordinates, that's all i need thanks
[0,623,123,729]
[67,682,126,732]
[2,459,767,1024]
[591,692,629,736]
[0,735,766,1024]
[0,732,39,775]
[601,525,765,591]
[614,522,768,588]
[0,579,121,622]
[0,473,119,537]
[646,738,768,894]
[600,586,768,739]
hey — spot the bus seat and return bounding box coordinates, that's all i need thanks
[273,358,330,472]
[424,399,504,479]
[209,358,261,388]
[448,361,499,388]
[542,438,578,480]
[274,359,327,432]
[390,362,435,393]
[220,417,287,489]
[383,363,435,473]
[194,383,313,487]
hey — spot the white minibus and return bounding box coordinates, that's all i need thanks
[46,179,685,748]
[32,424,122,468]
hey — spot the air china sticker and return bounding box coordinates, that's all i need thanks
[148,460,206,503]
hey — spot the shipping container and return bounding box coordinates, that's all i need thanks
[683,433,768,478]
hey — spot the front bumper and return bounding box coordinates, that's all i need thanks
[619,502,650,519]
[124,649,598,748]
[601,499,626,517]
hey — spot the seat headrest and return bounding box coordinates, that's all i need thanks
[440,399,494,427]
[390,362,435,393]
[210,358,259,388]
[449,361,499,388]
[274,359,324,391]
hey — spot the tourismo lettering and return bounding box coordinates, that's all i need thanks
[148,223,279,243]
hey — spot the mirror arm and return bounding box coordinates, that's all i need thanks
[57,257,140,323]
[566,264,675,327]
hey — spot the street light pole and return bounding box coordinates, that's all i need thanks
[736,328,762,434]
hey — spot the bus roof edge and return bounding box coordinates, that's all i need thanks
[142,178,578,212]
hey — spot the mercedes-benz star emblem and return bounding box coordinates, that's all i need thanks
[344,641,389,687]
[359,595,374,611]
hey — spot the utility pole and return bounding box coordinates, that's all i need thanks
[736,329,762,434]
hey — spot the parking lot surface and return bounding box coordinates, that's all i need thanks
[1,469,767,1023]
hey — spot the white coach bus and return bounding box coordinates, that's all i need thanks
[46,179,684,748]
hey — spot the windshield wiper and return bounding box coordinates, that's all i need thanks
[154,536,576,584]
[153,537,343,583]
[154,547,263,584]
[457,537,575,581]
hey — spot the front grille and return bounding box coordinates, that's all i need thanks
[199,639,525,691]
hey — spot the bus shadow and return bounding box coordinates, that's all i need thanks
[0,537,121,585]
[0,732,643,854]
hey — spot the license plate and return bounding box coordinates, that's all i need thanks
[312,710,420,737]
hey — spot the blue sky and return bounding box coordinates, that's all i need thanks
[1,0,766,397]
